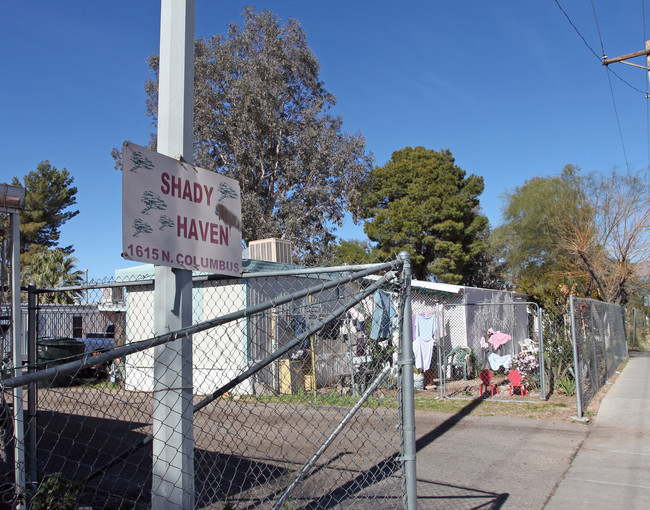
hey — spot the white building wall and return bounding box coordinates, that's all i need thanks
[193,281,249,395]
[123,280,252,395]
[123,284,155,392]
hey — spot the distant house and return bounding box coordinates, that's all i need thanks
[2,295,122,360]
[119,239,346,395]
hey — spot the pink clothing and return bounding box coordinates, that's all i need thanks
[488,331,511,349]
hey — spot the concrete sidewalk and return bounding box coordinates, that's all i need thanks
[545,350,650,509]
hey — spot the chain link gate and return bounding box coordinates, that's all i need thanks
[0,257,417,509]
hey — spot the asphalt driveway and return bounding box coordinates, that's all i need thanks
[415,406,588,509]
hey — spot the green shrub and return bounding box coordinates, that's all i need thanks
[22,472,80,510]
[557,375,576,396]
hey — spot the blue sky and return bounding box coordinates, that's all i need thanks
[2,1,649,280]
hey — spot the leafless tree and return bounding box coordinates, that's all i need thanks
[551,171,649,304]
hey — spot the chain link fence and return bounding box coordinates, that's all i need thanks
[539,304,576,400]
[0,257,419,509]
[628,307,650,350]
[409,285,544,401]
[408,290,628,415]
[568,296,628,418]
[0,244,635,507]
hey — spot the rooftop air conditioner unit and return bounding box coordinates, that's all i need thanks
[249,238,293,264]
[101,286,125,305]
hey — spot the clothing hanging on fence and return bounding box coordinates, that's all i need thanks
[348,307,365,333]
[413,314,437,371]
[356,334,367,356]
[487,352,512,371]
[370,289,395,340]
[291,315,310,350]
[415,313,436,339]
[411,305,445,372]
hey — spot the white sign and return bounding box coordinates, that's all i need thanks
[122,142,242,276]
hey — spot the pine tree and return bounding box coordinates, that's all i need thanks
[362,146,488,283]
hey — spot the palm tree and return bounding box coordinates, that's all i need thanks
[24,249,84,304]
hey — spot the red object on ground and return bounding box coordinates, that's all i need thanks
[508,369,528,396]
[479,369,499,396]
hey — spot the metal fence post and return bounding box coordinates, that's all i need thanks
[26,284,37,492]
[9,209,26,509]
[569,295,583,419]
[537,306,546,400]
[398,251,417,509]
[633,308,637,347]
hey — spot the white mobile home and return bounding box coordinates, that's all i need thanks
[117,258,342,395]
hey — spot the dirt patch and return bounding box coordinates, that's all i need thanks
[413,367,623,423]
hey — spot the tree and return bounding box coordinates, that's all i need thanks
[461,225,509,289]
[140,7,372,263]
[330,239,381,265]
[11,161,78,256]
[128,151,154,173]
[552,170,650,304]
[23,249,84,304]
[159,215,175,231]
[132,219,153,237]
[490,167,578,304]
[493,165,650,305]
[361,146,489,283]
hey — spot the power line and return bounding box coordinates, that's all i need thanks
[608,68,647,95]
[556,0,639,170]
[641,0,650,174]
[590,0,631,170]
[554,0,601,59]
[590,0,606,57]
[605,68,631,170]
[555,0,647,95]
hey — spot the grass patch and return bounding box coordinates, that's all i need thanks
[413,394,579,421]
[85,380,122,390]
[246,391,397,409]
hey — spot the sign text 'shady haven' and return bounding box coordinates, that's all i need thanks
[176,216,229,246]
[160,171,229,246]
[160,172,215,205]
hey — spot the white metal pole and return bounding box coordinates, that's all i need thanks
[152,1,195,508]
[569,296,583,419]
[11,211,26,509]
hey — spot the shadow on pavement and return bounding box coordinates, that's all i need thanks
[301,394,508,509]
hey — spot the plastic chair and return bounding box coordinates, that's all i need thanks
[508,369,528,396]
[518,338,538,354]
[445,346,472,380]
[479,369,499,396]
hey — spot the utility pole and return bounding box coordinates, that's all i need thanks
[602,41,650,94]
